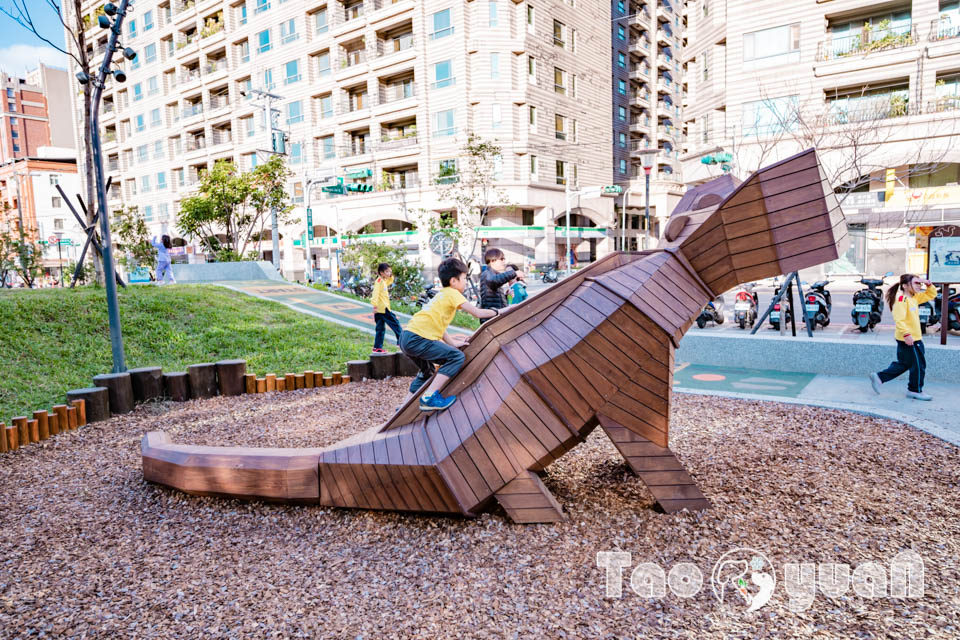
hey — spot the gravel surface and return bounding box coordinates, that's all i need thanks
[1,380,958,639]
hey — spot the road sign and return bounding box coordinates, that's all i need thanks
[306,208,314,240]
[603,185,623,194]
[48,235,58,244]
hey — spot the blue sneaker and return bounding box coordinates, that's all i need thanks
[419,391,456,412]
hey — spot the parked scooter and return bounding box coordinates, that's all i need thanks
[696,294,725,328]
[732,284,759,329]
[768,279,792,330]
[930,286,960,332]
[919,296,939,333]
[416,282,438,308]
[803,280,833,330]
[540,262,559,283]
[851,272,893,333]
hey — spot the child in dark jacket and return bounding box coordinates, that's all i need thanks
[479,248,525,322]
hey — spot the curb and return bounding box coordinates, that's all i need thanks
[674,387,960,448]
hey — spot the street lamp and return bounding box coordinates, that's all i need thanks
[637,149,659,250]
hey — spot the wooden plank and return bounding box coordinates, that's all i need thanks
[494,471,565,523]
[598,403,668,447]
[447,401,503,495]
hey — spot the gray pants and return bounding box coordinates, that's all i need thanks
[399,330,465,394]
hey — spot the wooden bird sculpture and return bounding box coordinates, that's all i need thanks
[142,149,849,523]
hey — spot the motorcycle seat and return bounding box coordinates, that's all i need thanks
[860,278,883,287]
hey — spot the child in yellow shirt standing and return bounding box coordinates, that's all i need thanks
[401,257,498,411]
[371,263,402,353]
[870,274,938,400]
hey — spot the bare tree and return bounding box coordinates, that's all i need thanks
[1,0,103,283]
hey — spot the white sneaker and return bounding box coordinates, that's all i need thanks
[869,373,882,395]
[906,391,933,401]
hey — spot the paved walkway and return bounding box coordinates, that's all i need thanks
[216,280,959,448]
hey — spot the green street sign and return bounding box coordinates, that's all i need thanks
[306,207,314,240]
[603,185,623,194]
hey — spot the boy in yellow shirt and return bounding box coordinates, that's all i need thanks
[401,257,498,411]
[371,263,402,353]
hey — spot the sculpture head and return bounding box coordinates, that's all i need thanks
[659,149,849,295]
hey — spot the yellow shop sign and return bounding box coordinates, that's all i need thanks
[885,186,960,208]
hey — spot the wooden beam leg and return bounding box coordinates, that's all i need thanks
[598,414,711,513]
[494,470,565,524]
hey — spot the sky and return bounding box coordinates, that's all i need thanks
[0,2,70,76]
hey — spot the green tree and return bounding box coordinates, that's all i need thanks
[341,236,424,301]
[0,231,43,288]
[418,133,514,263]
[176,157,295,261]
[112,206,155,275]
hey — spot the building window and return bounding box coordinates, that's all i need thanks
[287,100,304,124]
[157,172,167,190]
[489,1,498,27]
[528,105,537,131]
[741,95,800,136]
[141,175,151,192]
[433,59,454,89]
[255,0,270,15]
[617,79,626,95]
[10,130,17,138]
[702,50,710,82]
[49,175,59,185]
[150,108,161,127]
[319,94,333,119]
[490,52,500,79]
[314,9,328,33]
[492,103,502,129]
[431,9,453,40]
[618,0,625,12]
[554,67,566,94]
[281,18,298,44]
[244,116,256,137]
[285,59,301,84]
[135,114,145,132]
[618,52,626,68]
[54,218,64,229]
[556,160,566,185]
[529,155,538,178]
[617,25,625,40]
[51,196,62,208]
[618,132,627,147]
[147,76,159,95]
[527,56,537,84]
[555,114,567,140]
[154,140,164,159]
[239,4,248,25]
[434,108,456,136]
[526,4,535,34]
[315,51,331,78]
[743,23,800,68]
[143,9,154,31]
[290,142,304,164]
[133,83,143,101]
[258,29,272,54]
[12,144,19,152]
[144,43,157,63]
[618,106,627,121]
[239,40,250,63]
[554,20,565,47]
[321,135,335,159]
[128,18,137,39]
[620,159,628,174]
[522,209,535,225]
[263,68,275,90]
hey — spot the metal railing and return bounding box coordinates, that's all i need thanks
[186,136,206,152]
[209,94,230,110]
[629,38,651,52]
[103,131,117,143]
[204,60,227,74]
[628,10,651,27]
[338,49,367,69]
[176,33,198,50]
[629,66,649,80]
[379,82,416,104]
[377,35,414,57]
[930,18,960,41]
[341,142,370,157]
[380,134,418,150]
[817,24,916,61]
[629,139,651,152]
[341,96,370,113]
[179,68,201,84]
[182,103,203,118]
[211,130,232,145]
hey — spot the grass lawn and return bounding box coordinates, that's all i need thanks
[0,284,385,421]
[312,284,481,330]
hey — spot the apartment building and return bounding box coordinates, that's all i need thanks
[67,0,628,279]
[0,65,74,164]
[612,0,686,247]
[682,0,960,275]
[0,154,85,276]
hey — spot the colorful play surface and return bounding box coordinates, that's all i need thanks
[673,363,817,398]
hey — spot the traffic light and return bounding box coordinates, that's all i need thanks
[322,177,344,194]
[603,185,623,194]
[346,182,373,192]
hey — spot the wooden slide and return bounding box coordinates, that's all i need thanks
[142,149,849,523]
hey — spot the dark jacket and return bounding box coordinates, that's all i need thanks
[480,268,516,311]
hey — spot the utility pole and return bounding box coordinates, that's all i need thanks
[620,187,631,251]
[564,178,572,277]
[243,87,285,272]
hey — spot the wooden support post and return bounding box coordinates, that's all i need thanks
[244,374,257,394]
[276,377,286,392]
[323,376,333,386]
[12,417,28,445]
[5,424,18,451]
[332,372,343,385]
[304,371,315,388]
[66,388,109,423]
[33,411,49,440]
[128,367,164,403]
[255,377,267,393]
[71,399,87,427]
[93,372,135,415]
[396,354,420,377]
[295,374,306,389]
[347,360,371,381]
[67,407,78,430]
[27,419,39,443]
[187,363,218,399]
[284,373,296,390]
[216,360,247,396]
[369,352,397,379]
[265,374,277,392]
[163,373,191,402]
[0,422,6,453]
[341,375,352,384]
[494,471,566,524]
[48,413,60,436]
[52,406,69,432]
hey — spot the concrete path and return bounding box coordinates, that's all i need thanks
[217,279,958,448]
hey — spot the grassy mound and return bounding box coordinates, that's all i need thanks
[0,284,385,420]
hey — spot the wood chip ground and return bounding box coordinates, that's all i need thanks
[1,380,957,639]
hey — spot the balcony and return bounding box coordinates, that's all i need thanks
[657,78,675,94]
[657,100,679,117]
[628,9,651,28]
[377,35,414,58]
[629,117,650,133]
[341,96,370,114]
[633,90,651,106]
[629,65,649,81]
[107,159,120,172]
[656,3,673,23]
[433,172,459,185]
[379,133,418,150]
[379,82,416,104]
[182,103,204,119]
[658,124,679,139]
[339,49,368,69]
[179,68,201,84]
[656,54,673,69]
[208,93,230,111]
[186,136,206,152]
[204,59,227,76]
[817,24,916,61]
[628,38,651,54]
[931,17,960,42]
[211,129,232,146]
[629,139,652,156]
[176,33,199,52]
[341,141,370,157]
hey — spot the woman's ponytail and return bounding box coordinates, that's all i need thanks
[886,273,914,310]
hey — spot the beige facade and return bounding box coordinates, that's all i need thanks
[682,0,960,274]
[66,0,637,279]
